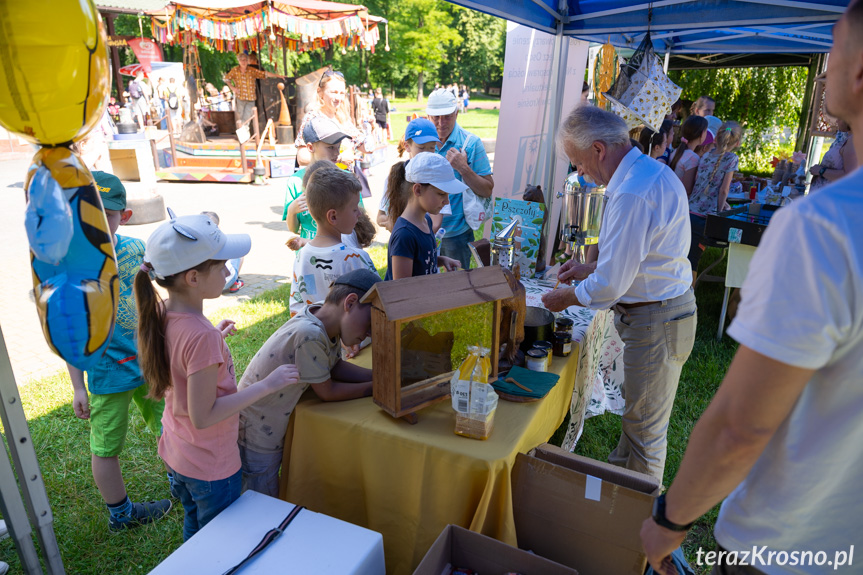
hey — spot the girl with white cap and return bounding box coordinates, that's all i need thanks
[134,213,299,540]
[385,152,465,280]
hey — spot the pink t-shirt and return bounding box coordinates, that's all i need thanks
[672,148,699,180]
[159,311,240,482]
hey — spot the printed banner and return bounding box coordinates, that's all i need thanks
[491,24,589,264]
[127,38,163,73]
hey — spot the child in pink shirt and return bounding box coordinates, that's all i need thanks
[134,213,299,540]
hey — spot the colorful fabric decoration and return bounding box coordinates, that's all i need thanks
[151,4,381,54]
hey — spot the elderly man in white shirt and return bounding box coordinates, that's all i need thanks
[543,105,696,483]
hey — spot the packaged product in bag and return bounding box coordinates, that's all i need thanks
[451,346,498,439]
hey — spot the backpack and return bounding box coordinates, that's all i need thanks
[167,87,179,110]
[129,81,142,99]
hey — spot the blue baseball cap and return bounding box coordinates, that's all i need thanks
[404,118,441,145]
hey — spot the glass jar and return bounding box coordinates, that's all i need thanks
[555,317,574,334]
[526,349,547,372]
[553,332,572,357]
[532,341,552,370]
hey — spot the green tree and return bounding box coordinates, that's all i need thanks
[439,7,505,93]
[389,0,462,100]
[669,66,807,172]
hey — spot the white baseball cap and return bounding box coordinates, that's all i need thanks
[426,88,458,116]
[145,213,251,279]
[704,115,723,145]
[405,152,468,195]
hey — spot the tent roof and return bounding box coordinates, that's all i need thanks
[446,0,847,53]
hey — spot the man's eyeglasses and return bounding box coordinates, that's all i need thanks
[319,70,345,86]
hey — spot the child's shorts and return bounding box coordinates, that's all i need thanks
[89,384,164,458]
[239,445,282,497]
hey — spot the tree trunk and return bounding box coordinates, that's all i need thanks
[417,71,424,102]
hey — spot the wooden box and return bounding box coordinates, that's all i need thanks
[361,267,514,422]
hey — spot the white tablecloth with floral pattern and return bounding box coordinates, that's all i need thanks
[522,279,625,451]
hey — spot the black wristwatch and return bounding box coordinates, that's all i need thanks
[652,494,694,532]
[819,166,827,177]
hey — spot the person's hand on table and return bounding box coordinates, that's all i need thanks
[541,285,578,312]
[438,256,461,272]
[557,259,596,284]
[640,517,688,575]
[445,148,470,176]
[343,343,361,360]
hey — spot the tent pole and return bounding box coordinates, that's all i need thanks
[541,2,569,269]
[543,6,568,213]
[795,52,824,154]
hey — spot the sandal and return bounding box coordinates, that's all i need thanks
[229,279,244,293]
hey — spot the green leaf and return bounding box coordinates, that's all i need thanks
[531,217,544,225]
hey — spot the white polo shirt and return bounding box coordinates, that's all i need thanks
[575,147,692,309]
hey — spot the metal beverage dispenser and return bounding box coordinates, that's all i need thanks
[491,219,519,270]
[558,173,606,263]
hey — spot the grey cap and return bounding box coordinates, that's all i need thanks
[333,269,382,293]
[302,116,350,145]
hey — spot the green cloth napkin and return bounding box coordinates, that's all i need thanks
[492,365,560,399]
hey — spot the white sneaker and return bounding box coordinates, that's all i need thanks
[0,561,8,575]
[0,519,7,540]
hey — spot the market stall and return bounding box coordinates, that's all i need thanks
[278,277,623,575]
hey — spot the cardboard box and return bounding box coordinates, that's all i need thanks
[511,443,661,575]
[414,524,578,575]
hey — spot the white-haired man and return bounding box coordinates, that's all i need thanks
[542,106,696,484]
[641,2,863,573]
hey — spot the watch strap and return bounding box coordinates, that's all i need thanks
[652,494,694,532]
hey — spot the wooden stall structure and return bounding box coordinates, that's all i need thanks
[361,267,514,423]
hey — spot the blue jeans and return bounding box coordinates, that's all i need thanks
[168,468,242,541]
[439,228,474,270]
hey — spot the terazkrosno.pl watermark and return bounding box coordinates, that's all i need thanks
[696,546,855,570]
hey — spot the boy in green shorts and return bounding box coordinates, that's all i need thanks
[66,171,172,531]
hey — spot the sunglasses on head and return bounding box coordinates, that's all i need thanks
[319,70,345,86]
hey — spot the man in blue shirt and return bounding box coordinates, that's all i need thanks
[426,88,494,269]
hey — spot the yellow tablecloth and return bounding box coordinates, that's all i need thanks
[278,347,580,575]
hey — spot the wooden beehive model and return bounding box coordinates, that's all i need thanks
[361,267,515,423]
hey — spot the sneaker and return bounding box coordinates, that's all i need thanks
[228,279,244,293]
[109,499,172,531]
[0,560,8,575]
[0,519,7,541]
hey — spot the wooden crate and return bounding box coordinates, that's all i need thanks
[361,267,514,422]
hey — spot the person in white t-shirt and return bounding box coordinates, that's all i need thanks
[641,3,863,573]
[542,105,696,484]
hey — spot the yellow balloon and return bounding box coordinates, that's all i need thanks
[0,0,110,145]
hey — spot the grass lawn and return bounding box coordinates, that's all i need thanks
[4,248,731,573]
[386,97,501,145]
